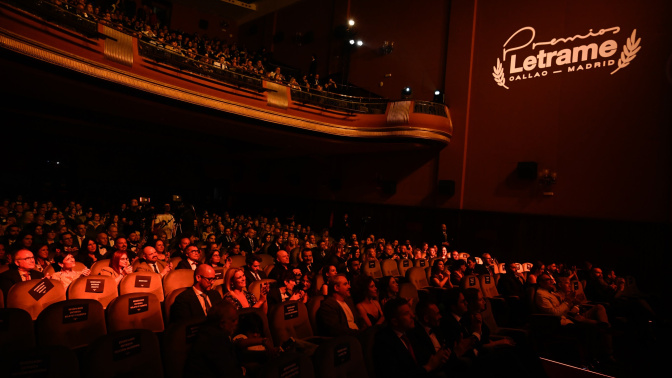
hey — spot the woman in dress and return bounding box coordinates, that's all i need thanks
[526,261,545,286]
[222,268,268,313]
[429,259,452,289]
[99,250,133,285]
[378,276,400,306]
[320,264,338,296]
[353,275,385,329]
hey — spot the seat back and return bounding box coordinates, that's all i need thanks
[162,269,195,297]
[459,252,470,260]
[238,307,273,340]
[462,274,481,290]
[306,295,325,333]
[522,262,533,272]
[119,272,164,301]
[35,299,106,349]
[230,255,246,268]
[357,324,383,378]
[479,274,500,298]
[67,275,118,309]
[263,263,276,277]
[414,258,428,268]
[405,267,430,290]
[0,307,35,350]
[570,279,588,304]
[398,282,419,308]
[397,259,413,277]
[212,266,227,287]
[313,335,368,378]
[482,298,501,334]
[269,300,312,345]
[7,278,67,320]
[259,254,275,269]
[1,345,79,377]
[249,279,275,302]
[496,263,506,274]
[362,259,383,279]
[163,287,188,325]
[85,328,163,378]
[380,259,400,277]
[170,256,183,267]
[90,259,110,275]
[257,351,315,378]
[106,292,164,333]
[162,317,206,378]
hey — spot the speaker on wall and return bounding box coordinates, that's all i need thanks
[438,180,455,197]
[517,162,538,179]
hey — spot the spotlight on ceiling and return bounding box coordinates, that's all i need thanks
[356,40,363,46]
[349,39,355,45]
[348,19,355,26]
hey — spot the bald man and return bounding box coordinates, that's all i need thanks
[0,249,45,302]
[170,264,223,324]
[134,246,172,277]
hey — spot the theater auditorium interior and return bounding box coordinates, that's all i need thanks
[1,0,670,377]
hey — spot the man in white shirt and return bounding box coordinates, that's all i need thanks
[316,274,359,336]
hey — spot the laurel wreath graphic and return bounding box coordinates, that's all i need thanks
[492,58,509,89]
[611,29,640,75]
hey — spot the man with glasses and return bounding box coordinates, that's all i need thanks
[134,246,173,277]
[176,244,201,270]
[170,264,222,323]
[0,249,45,302]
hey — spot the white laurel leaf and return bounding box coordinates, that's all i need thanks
[492,58,509,89]
[612,29,640,75]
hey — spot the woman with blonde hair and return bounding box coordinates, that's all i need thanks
[222,268,268,313]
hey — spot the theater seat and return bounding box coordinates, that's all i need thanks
[257,351,315,378]
[259,254,275,269]
[398,282,419,310]
[84,328,163,378]
[162,269,194,298]
[7,278,66,320]
[462,274,481,291]
[479,274,501,298]
[380,259,401,277]
[306,295,325,333]
[313,335,368,378]
[35,298,106,349]
[119,272,164,301]
[90,259,110,275]
[1,345,79,377]
[67,275,118,309]
[238,307,273,341]
[397,258,413,277]
[162,317,206,378]
[263,263,275,277]
[106,292,164,333]
[405,267,430,290]
[249,279,275,303]
[269,300,313,346]
[362,259,383,279]
[0,307,35,350]
[414,258,428,269]
[230,255,246,268]
[358,324,383,378]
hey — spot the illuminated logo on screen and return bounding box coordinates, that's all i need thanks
[493,26,640,89]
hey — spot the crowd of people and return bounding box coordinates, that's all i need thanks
[0,195,660,377]
[42,0,341,95]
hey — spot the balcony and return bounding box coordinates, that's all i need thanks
[0,0,452,146]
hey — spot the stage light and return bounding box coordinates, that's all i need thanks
[435,90,441,96]
[349,39,355,45]
[433,90,444,103]
[356,40,363,46]
[348,19,355,26]
[402,87,413,99]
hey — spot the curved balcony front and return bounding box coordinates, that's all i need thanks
[0,1,452,146]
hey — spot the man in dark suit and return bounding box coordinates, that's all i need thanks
[238,227,258,255]
[373,298,451,378]
[134,246,173,277]
[183,300,245,378]
[0,249,45,302]
[297,248,315,275]
[316,274,360,337]
[243,254,266,288]
[176,244,201,271]
[170,264,222,324]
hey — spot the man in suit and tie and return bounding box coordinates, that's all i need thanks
[243,254,266,287]
[170,264,222,323]
[134,246,173,277]
[373,298,451,378]
[0,249,45,302]
[238,227,258,255]
[74,223,88,250]
[176,244,201,271]
[297,248,315,275]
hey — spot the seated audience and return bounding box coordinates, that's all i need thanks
[352,275,385,329]
[171,264,223,324]
[0,249,45,300]
[134,246,173,277]
[222,267,268,313]
[99,250,133,285]
[51,253,91,289]
[316,274,360,336]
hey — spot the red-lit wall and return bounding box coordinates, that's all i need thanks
[237,0,672,223]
